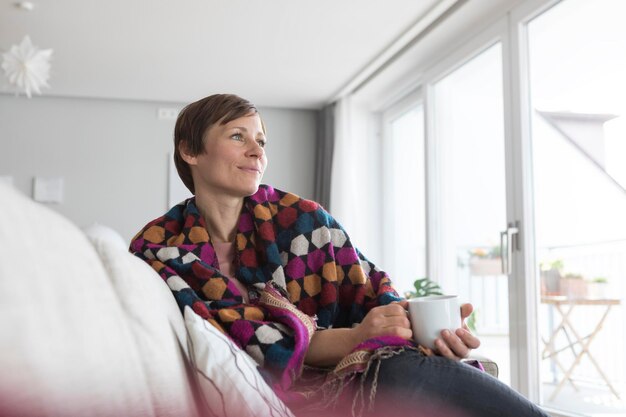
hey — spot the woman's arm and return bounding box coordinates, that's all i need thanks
[304,302,481,367]
[304,303,412,367]
[304,327,357,367]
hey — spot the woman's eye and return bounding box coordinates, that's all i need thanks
[231,133,244,142]
[257,139,267,148]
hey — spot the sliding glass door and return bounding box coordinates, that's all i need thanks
[377,2,626,414]
[526,0,626,414]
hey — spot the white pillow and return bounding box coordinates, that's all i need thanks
[83,222,127,250]
[184,306,295,417]
[87,233,200,417]
[0,183,154,416]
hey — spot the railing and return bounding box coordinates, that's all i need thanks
[538,240,626,389]
[457,249,508,335]
[457,241,626,389]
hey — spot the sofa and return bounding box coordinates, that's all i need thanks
[0,183,496,417]
[0,183,293,417]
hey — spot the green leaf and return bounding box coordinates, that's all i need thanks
[466,310,478,333]
[407,277,443,298]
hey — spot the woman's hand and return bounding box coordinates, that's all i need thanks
[304,303,413,366]
[352,303,413,345]
[305,301,479,367]
[305,303,412,367]
[434,303,481,360]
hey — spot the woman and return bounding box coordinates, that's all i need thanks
[130,94,548,417]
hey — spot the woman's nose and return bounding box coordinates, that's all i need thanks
[246,140,264,158]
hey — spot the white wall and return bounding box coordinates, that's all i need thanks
[0,95,316,243]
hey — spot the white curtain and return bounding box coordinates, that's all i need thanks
[329,96,383,263]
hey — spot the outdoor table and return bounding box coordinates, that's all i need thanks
[541,295,621,400]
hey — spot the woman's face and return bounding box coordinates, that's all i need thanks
[188,113,267,199]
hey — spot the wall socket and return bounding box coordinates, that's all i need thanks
[157,108,180,120]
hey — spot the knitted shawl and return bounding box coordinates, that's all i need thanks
[130,184,404,397]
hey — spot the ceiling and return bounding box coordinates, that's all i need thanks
[0,0,443,109]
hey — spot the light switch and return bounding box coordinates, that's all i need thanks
[33,176,64,203]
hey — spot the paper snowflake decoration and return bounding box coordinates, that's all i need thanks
[2,36,53,98]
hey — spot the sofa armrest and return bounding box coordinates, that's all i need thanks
[463,355,499,378]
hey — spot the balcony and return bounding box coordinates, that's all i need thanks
[458,241,626,416]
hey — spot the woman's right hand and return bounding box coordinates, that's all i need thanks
[305,303,412,367]
[352,303,413,345]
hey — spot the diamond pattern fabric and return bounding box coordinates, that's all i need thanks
[130,184,401,400]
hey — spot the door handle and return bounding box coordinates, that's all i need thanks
[500,222,519,275]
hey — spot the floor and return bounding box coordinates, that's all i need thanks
[477,335,626,417]
[541,381,626,416]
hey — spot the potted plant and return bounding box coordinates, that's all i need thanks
[586,277,608,299]
[540,259,563,295]
[405,277,477,332]
[559,272,587,299]
[468,246,502,276]
[405,277,443,298]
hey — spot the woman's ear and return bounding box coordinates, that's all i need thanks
[178,140,197,165]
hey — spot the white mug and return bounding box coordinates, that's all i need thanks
[407,295,462,350]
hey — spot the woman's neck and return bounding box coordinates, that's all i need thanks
[194,191,244,243]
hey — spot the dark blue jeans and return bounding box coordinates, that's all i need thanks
[362,350,549,417]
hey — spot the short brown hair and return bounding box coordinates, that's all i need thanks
[174,94,260,194]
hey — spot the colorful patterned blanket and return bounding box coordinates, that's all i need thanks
[130,184,404,397]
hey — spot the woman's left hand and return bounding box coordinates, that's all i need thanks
[434,303,481,360]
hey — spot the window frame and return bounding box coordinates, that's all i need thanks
[375,0,565,403]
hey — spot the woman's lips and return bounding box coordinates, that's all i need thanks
[239,166,261,174]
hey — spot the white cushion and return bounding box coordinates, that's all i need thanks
[0,183,154,416]
[87,231,199,417]
[83,222,127,250]
[184,306,295,417]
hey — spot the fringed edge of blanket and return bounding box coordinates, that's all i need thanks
[296,338,428,417]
